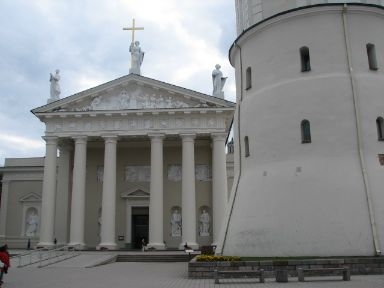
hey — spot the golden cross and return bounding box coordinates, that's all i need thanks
[123,18,144,43]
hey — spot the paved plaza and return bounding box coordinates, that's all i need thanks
[1,252,384,288]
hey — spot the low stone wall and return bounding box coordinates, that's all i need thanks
[188,257,384,279]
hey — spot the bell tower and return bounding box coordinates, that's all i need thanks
[219,1,384,257]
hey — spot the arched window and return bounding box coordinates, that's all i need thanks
[245,67,252,90]
[244,136,250,157]
[367,43,378,71]
[377,117,384,141]
[301,119,311,143]
[300,46,311,72]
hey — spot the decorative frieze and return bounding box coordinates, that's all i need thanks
[125,166,151,182]
[44,113,227,135]
[66,88,194,111]
[168,165,182,182]
[167,164,211,182]
[195,165,211,181]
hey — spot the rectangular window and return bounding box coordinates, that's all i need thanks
[367,43,378,71]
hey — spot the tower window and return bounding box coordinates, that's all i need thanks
[300,46,311,72]
[377,117,384,141]
[301,119,311,143]
[245,67,252,90]
[244,136,250,157]
[367,43,378,71]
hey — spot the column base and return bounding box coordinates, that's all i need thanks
[36,241,55,248]
[146,242,166,250]
[179,242,199,250]
[68,242,86,250]
[97,243,117,250]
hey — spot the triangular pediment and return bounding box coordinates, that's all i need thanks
[32,74,235,114]
[121,184,150,199]
[19,192,42,203]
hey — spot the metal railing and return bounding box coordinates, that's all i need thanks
[16,245,81,268]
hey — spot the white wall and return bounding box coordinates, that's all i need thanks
[224,4,384,256]
[235,0,384,35]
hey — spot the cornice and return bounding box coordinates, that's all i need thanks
[230,3,384,65]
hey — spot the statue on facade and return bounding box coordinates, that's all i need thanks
[49,69,61,102]
[227,138,234,154]
[199,209,210,236]
[212,64,227,98]
[170,209,182,237]
[97,166,104,182]
[129,41,144,75]
[25,210,39,237]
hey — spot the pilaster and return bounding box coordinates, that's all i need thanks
[211,132,228,244]
[0,180,10,240]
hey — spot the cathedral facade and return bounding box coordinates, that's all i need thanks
[0,74,235,250]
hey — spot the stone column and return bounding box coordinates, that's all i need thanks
[97,136,117,250]
[211,133,228,244]
[148,133,165,249]
[0,180,10,240]
[38,136,58,247]
[68,136,87,248]
[125,204,132,248]
[55,141,72,245]
[180,134,198,249]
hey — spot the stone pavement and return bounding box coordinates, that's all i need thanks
[2,253,384,288]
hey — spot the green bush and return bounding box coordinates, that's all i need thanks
[196,255,241,262]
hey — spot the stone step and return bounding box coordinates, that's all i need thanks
[116,254,191,262]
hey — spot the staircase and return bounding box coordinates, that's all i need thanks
[116,253,193,262]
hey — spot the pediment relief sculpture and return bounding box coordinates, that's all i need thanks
[19,192,42,203]
[54,87,216,113]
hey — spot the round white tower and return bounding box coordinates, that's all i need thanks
[219,1,384,257]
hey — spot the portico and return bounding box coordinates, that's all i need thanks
[32,74,235,250]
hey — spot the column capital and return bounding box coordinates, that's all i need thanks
[72,136,88,147]
[72,135,88,142]
[1,180,10,185]
[102,135,118,143]
[58,139,73,151]
[180,133,196,141]
[211,132,227,141]
[148,133,165,140]
[42,136,58,144]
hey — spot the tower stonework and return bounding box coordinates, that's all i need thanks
[235,0,384,35]
[219,1,384,257]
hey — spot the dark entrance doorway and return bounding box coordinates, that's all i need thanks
[132,207,149,249]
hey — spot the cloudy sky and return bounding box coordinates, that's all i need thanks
[0,0,237,166]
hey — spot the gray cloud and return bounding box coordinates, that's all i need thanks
[0,0,237,165]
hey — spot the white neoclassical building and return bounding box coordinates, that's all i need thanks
[218,0,384,257]
[0,73,235,250]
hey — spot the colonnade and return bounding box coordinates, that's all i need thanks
[37,133,228,250]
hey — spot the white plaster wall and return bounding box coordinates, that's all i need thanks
[347,11,384,253]
[225,5,384,256]
[235,0,384,35]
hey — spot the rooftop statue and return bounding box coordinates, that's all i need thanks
[49,69,61,103]
[129,41,144,75]
[212,64,227,98]
[123,19,145,75]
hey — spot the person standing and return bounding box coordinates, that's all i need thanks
[0,245,10,286]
